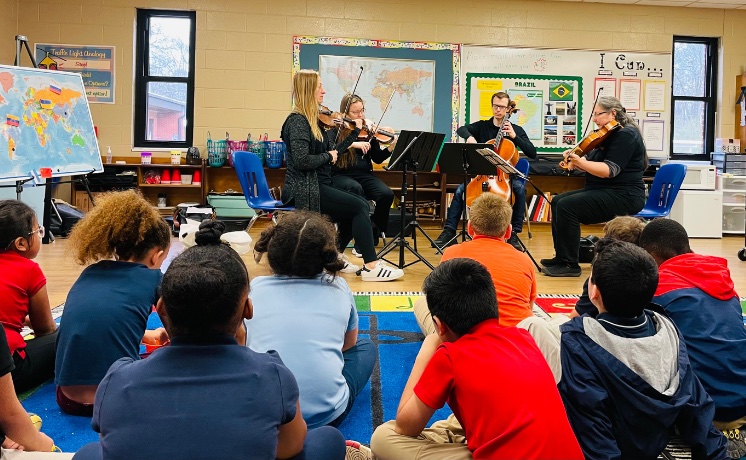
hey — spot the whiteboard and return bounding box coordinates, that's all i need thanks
[461,46,671,158]
[0,65,102,183]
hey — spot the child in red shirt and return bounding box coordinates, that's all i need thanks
[371,258,583,460]
[0,200,57,393]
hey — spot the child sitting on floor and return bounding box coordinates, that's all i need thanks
[0,200,58,394]
[559,239,727,459]
[54,190,170,416]
[248,211,377,429]
[372,258,583,460]
[72,220,346,460]
[640,218,746,459]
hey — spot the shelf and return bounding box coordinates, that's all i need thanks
[141,164,203,169]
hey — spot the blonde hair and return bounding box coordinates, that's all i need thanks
[292,70,323,141]
[603,216,645,245]
[469,194,512,237]
[68,190,171,265]
[336,93,365,170]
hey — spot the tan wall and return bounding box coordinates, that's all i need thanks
[0,0,17,64]
[6,0,746,158]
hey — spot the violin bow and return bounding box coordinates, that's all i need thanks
[334,66,364,147]
[369,89,396,142]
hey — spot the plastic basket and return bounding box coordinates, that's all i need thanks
[206,131,227,167]
[227,140,248,168]
[247,140,266,165]
[265,141,286,169]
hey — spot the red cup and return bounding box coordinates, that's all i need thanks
[39,167,52,178]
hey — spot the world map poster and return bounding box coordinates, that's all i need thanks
[465,73,583,152]
[319,55,435,133]
[0,65,101,182]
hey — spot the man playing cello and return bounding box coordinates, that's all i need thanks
[433,91,537,250]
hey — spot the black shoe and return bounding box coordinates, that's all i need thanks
[540,257,563,267]
[507,233,523,251]
[542,264,582,277]
[432,228,456,248]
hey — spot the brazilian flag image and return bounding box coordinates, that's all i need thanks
[549,82,573,101]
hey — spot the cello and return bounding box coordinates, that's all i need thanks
[465,102,519,207]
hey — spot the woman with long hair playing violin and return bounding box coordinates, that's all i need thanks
[280,70,403,282]
[330,94,396,249]
[541,96,647,277]
[433,91,537,250]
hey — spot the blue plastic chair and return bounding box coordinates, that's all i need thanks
[633,163,687,220]
[515,158,532,239]
[232,151,294,232]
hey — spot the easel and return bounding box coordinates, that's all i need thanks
[476,148,544,272]
[436,142,493,247]
[377,130,445,270]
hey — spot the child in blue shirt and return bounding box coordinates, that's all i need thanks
[73,220,345,460]
[54,190,170,416]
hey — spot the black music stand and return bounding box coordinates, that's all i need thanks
[377,130,445,270]
[476,148,542,272]
[436,143,493,248]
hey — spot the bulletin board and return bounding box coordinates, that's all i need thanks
[461,46,671,157]
[294,36,461,140]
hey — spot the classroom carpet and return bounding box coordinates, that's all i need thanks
[19,294,746,453]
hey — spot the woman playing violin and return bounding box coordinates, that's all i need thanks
[433,91,537,250]
[541,96,647,277]
[280,70,403,282]
[330,94,396,248]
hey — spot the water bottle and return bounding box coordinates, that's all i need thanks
[106,146,112,164]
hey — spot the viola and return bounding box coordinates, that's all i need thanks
[559,119,620,169]
[465,102,519,207]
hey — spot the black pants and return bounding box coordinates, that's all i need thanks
[12,329,58,394]
[318,184,377,263]
[550,187,645,267]
[332,173,394,236]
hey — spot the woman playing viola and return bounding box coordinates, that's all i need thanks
[541,96,647,277]
[280,70,403,282]
[330,94,396,248]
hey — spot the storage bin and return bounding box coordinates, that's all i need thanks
[207,193,256,218]
[248,140,266,165]
[227,140,248,168]
[722,206,745,233]
[221,217,251,232]
[207,131,227,167]
[721,176,746,191]
[265,141,286,169]
[723,191,746,205]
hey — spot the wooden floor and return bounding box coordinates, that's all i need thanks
[36,221,746,308]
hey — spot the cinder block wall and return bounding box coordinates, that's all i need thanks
[5,0,746,158]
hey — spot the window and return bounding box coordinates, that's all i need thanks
[134,9,196,149]
[670,36,718,160]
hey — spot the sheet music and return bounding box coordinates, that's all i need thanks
[476,148,525,179]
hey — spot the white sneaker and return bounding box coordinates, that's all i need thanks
[360,261,404,282]
[351,248,363,258]
[340,254,360,274]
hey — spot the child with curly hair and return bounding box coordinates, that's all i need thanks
[0,200,57,394]
[248,211,377,429]
[54,190,171,416]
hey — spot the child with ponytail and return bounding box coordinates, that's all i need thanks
[54,190,170,416]
[248,211,377,429]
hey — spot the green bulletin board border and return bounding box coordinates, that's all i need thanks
[465,73,583,152]
[293,36,460,140]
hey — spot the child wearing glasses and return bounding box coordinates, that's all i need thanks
[0,200,58,394]
[54,190,170,416]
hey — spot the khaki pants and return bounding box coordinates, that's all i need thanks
[413,297,568,383]
[371,414,472,460]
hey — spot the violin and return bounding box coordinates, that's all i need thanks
[318,105,358,131]
[465,102,519,207]
[559,119,620,170]
[359,120,396,145]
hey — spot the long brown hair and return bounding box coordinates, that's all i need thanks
[335,93,364,170]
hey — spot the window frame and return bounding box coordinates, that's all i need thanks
[669,36,718,161]
[133,8,196,149]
